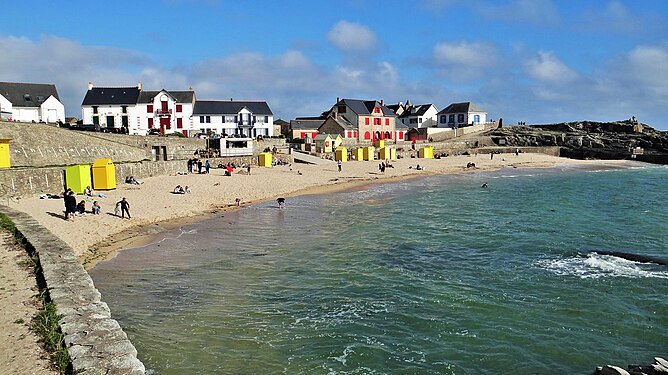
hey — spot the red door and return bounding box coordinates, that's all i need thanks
[160,118,170,134]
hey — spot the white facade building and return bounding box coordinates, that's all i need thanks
[437,102,488,128]
[0,82,65,123]
[81,82,195,135]
[395,103,439,128]
[192,100,274,138]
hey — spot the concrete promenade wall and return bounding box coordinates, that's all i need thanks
[0,206,145,374]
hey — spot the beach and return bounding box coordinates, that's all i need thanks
[7,153,632,268]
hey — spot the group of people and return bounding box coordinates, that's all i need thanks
[62,187,131,221]
[187,158,210,174]
[173,185,191,194]
[125,176,143,185]
[378,160,394,173]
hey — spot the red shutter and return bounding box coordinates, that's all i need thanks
[312,132,318,138]
[365,117,369,125]
[385,118,389,125]
[148,118,153,127]
[364,131,371,140]
[177,118,183,129]
[301,132,306,138]
[176,104,182,112]
[147,105,153,113]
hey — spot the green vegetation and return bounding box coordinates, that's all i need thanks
[33,302,69,372]
[0,213,71,373]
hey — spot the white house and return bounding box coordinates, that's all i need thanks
[437,102,488,128]
[0,82,65,123]
[192,100,274,138]
[81,82,195,136]
[392,102,439,128]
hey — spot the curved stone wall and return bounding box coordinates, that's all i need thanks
[0,206,145,374]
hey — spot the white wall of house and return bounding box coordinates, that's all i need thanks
[195,111,273,137]
[438,111,488,127]
[14,107,40,122]
[40,96,65,123]
[0,95,13,120]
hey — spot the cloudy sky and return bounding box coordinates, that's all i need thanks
[1,0,667,129]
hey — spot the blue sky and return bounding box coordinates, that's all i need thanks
[1,0,667,129]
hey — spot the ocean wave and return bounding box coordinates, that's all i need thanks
[535,253,668,279]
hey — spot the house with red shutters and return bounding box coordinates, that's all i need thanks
[326,98,404,142]
[81,82,195,136]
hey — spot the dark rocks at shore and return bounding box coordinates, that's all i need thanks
[485,119,668,163]
[592,357,668,375]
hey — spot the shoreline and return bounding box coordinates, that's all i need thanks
[81,156,648,270]
[4,154,650,270]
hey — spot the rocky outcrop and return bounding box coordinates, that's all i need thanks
[485,120,668,163]
[593,357,668,375]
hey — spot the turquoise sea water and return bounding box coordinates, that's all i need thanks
[89,164,668,374]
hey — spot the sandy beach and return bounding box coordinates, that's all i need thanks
[5,153,635,269]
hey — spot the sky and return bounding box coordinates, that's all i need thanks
[1,0,667,129]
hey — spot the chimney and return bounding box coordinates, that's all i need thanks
[336,97,340,104]
[380,99,384,106]
[88,81,93,90]
[138,81,143,91]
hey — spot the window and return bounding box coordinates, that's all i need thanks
[365,117,369,125]
[449,114,455,123]
[374,118,381,125]
[122,106,128,114]
[148,118,153,127]
[234,115,238,123]
[418,118,422,123]
[458,114,465,123]
[93,106,98,114]
[364,131,371,140]
[206,116,211,123]
[338,105,346,113]
[440,115,446,123]
[374,107,381,113]
[474,115,480,123]
[200,116,205,123]
[177,118,183,128]
[410,118,417,124]
[264,116,269,123]
[386,118,390,126]
[176,104,182,113]
[37,95,45,102]
[23,94,31,102]
[147,105,153,113]
[252,116,256,123]
[92,116,99,125]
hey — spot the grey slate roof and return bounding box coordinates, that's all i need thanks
[82,86,141,106]
[193,100,273,115]
[0,82,61,107]
[398,104,434,118]
[437,102,485,115]
[339,99,396,117]
[138,90,195,104]
[290,118,324,129]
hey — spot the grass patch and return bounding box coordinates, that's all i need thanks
[13,318,25,324]
[32,302,70,372]
[0,213,16,232]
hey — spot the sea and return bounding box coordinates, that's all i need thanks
[88,163,668,374]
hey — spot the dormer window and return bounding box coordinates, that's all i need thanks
[23,94,31,102]
[37,95,45,102]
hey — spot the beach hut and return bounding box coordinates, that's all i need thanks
[91,158,116,190]
[363,146,375,161]
[335,147,348,162]
[390,148,397,161]
[65,164,91,194]
[419,146,434,159]
[0,139,10,168]
[379,146,392,161]
[351,148,363,161]
[374,139,385,149]
[258,152,272,167]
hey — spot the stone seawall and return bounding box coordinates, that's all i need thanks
[0,206,145,374]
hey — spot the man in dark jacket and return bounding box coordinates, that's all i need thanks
[63,190,77,221]
[116,197,131,219]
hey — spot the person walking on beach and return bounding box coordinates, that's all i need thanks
[337,159,342,172]
[205,160,210,174]
[247,165,251,175]
[116,197,131,219]
[197,159,203,174]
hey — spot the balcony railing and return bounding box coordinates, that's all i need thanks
[156,109,172,116]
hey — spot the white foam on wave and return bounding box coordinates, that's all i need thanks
[536,253,668,279]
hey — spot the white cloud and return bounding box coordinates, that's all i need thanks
[327,21,377,53]
[524,51,578,84]
[432,41,498,82]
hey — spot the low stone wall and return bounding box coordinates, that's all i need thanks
[0,206,145,374]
